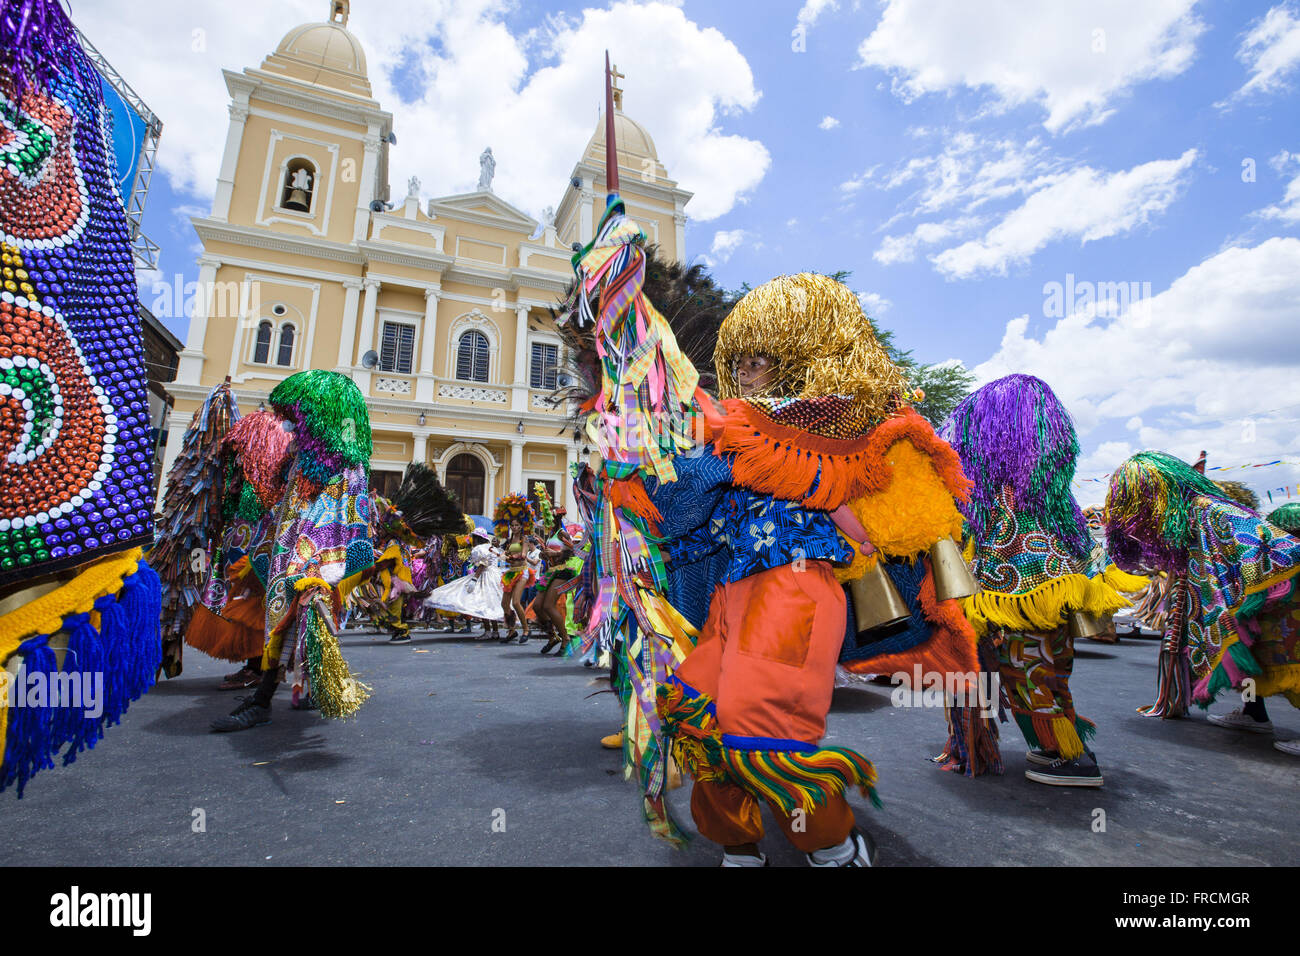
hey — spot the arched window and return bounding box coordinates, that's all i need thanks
[280,158,317,213]
[446,453,486,515]
[455,330,490,382]
[253,320,273,364]
[276,323,295,366]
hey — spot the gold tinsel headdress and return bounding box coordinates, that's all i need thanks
[713,273,907,422]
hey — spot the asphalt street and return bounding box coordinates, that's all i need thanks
[6,624,1299,866]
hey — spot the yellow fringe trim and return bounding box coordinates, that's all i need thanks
[0,549,144,768]
[0,548,144,662]
[1050,715,1087,760]
[1101,564,1150,595]
[961,573,1130,637]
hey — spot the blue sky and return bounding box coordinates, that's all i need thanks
[93,0,1299,505]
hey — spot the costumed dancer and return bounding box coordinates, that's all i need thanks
[0,0,162,795]
[1104,452,1300,756]
[185,409,292,691]
[151,379,240,677]
[494,493,535,643]
[209,370,374,731]
[557,58,981,863]
[423,527,503,636]
[352,465,464,643]
[939,375,1134,785]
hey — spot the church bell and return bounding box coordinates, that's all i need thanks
[284,188,310,211]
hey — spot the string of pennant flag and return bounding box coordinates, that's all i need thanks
[1073,458,1300,489]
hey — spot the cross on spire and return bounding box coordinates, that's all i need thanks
[609,63,625,110]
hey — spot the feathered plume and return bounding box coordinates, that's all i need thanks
[391,463,465,537]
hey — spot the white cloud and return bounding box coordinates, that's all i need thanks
[1226,3,1300,101]
[856,0,1204,132]
[873,216,979,265]
[708,228,750,264]
[972,237,1300,498]
[931,149,1198,278]
[73,0,768,223]
[1257,149,1300,223]
[857,291,892,315]
[798,0,839,28]
[819,115,841,130]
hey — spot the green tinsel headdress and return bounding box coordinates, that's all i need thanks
[269,370,372,486]
[1103,451,1243,571]
[1269,502,1300,535]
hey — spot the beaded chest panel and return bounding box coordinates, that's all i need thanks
[0,70,154,585]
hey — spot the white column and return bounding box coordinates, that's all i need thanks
[335,277,363,372]
[579,186,595,243]
[211,102,249,221]
[176,256,220,383]
[412,431,428,465]
[353,131,382,240]
[564,443,578,513]
[509,438,525,492]
[353,276,380,391]
[673,209,687,264]
[511,305,529,412]
[415,287,439,403]
[154,409,189,508]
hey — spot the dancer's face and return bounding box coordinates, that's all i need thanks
[734,354,780,397]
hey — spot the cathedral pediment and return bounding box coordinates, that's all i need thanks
[428,190,538,233]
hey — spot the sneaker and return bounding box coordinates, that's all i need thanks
[600,730,623,750]
[1024,753,1104,787]
[1207,709,1273,734]
[807,828,878,867]
[210,697,271,733]
[1026,749,1059,766]
[388,633,412,643]
[720,850,769,867]
[218,668,260,691]
[1274,739,1300,756]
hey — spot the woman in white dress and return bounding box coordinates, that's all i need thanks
[423,529,505,637]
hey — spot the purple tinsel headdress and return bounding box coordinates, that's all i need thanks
[0,0,98,107]
[941,373,1090,555]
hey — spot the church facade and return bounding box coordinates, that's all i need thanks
[163,0,691,515]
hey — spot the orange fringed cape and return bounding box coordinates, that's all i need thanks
[185,556,267,662]
[702,397,979,684]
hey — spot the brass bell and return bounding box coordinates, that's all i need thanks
[1067,610,1109,639]
[849,560,912,636]
[284,187,310,211]
[929,536,978,601]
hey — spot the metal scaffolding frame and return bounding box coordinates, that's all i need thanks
[75,26,164,271]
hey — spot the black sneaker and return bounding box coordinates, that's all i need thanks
[210,697,272,733]
[388,633,412,643]
[807,827,878,867]
[1026,749,1059,766]
[1024,752,1103,787]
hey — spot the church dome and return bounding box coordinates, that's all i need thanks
[263,6,371,96]
[585,109,670,184]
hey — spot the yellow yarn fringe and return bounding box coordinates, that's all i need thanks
[1101,564,1150,595]
[0,548,144,661]
[1049,715,1087,760]
[961,573,1130,637]
[0,549,145,770]
[1255,664,1300,701]
[835,439,964,582]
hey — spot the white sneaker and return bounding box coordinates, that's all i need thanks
[1207,709,1273,734]
[1274,739,1300,756]
[720,850,768,867]
[807,828,878,867]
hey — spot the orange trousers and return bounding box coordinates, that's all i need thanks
[673,561,854,851]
